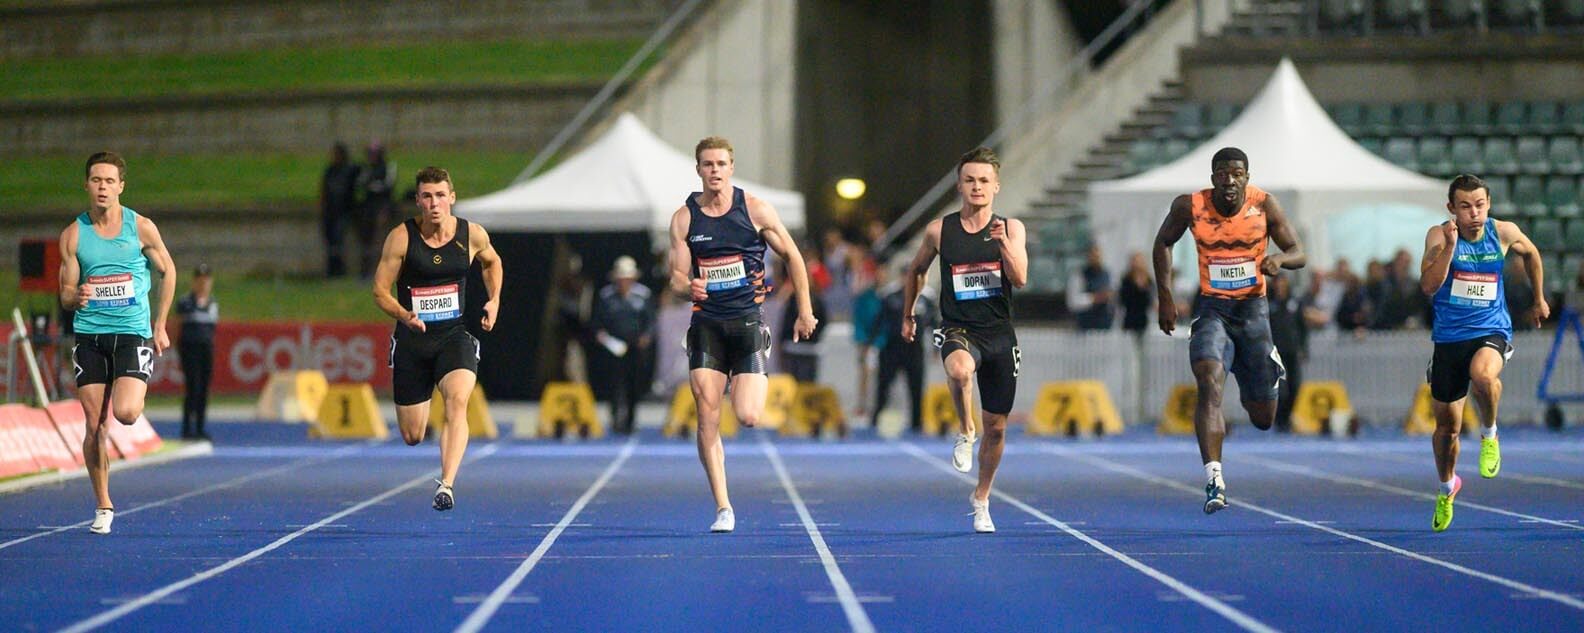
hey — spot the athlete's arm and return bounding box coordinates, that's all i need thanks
[901,219,942,343]
[138,216,178,355]
[1419,223,1457,296]
[1260,195,1306,274]
[992,217,1029,289]
[471,223,503,332]
[750,196,817,342]
[667,206,705,301]
[1498,219,1549,325]
[372,225,424,332]
[1152,196,1192,334]
[58,223,88,310]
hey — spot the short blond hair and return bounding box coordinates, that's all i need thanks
[695,136,735,163]
[957,146,1000,176]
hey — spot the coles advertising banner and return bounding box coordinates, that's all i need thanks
[146,323,393,395]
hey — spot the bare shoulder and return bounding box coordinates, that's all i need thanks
[1169,194,1194,215]
[670,205,691,231]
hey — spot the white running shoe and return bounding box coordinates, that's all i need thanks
[952,433,977,473]
[969,494,995,533]
[433,480,454,511]
[710,507,736,533]
[89,508,114,535]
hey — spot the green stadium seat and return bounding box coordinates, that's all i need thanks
[1565,220,1584,254]
[1161,138,1192,162]
[1495,102,1528,135]
[1564,101,1584,135]
[1462,101,1493,135]
[1546,176,1582,218]
[1171,103,1206,139]
[1515,136,1549,175]
[1125,139,1160,175]
[1528,101,1561,135]
[1531,218,1564,252]
[1551,137,1584,176]
[1483,137,1519,175]
[1206,103,1239,133]
[1431,102,1461,135]
[1487,176,1516,218]
[1330,103,1365,136]
[1358,137,1385,157]
[1418,137,1453,176]
[1513,175,1546,217]
[1384,137,1419,172]
[1398,102,1430,136]
[1544,253,1564,292]
[1450,137,1483,174]
[1363,103,1395,136]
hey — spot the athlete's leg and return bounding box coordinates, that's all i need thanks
[109,375,148,426]
[944,350,978,437]
[1243,400,1277,432]
[691,368,731,511]
[77,383,113,510]
[1431,397,1465,481]
[1192,359,1228,464]
[1468,347,1505,433]
[973,412,1008,502]
[436,369,477,486]
[730,372,769,428]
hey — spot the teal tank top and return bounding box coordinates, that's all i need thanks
[74,207,152,337]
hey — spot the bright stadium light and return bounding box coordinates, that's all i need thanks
[835,178,867,200]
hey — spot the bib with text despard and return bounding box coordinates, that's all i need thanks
[412,283,462,322]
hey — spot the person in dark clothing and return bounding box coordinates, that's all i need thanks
[778,253,828,382]
[1069,244,1115,330]
[1118,251,1153,335]
[320,143,360,278]
[175,264,218,440]
[357,141,397,279]
[871,272,937,431]
[1267,273,1308,432]
[592,256,656,435]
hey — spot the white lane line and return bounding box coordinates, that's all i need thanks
[1241,454,1584,532]
[900,442,1281,633]
[762,435,876,633]
[452,594,539,605]
[0,442,213,495]
[1040,444,1584,611]
[1330,445,1584,492]
[1,442,369,552]
[453,437,637,633]
[58,442,499,633]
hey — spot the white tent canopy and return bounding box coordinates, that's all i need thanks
[457,113,805,233]
[1087,58,1445,278]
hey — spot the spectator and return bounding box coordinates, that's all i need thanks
[1333,261,1371,334]
[319,143,359,277]
[850,262,883,418]
[1364,259,1395,330]
[1300,269,1333,330]
[1267,273,1308,432]
[1068,244,1115,330]
[1118,251,1153,336]
[1389,249,1428,329]
[592,256,655,435]
[778,252,827,382]
[356,141,397,278]
[176,263,218,441]
[551,253,593,384]
[821,228,857,320]
[872,271,936,431]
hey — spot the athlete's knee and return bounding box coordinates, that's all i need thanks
[1470,373,1501,395]
[1247,403,1276,431]
[111,404,143,425]
[400,426,425,446]
[736,405,763,428]
[945,358,975,384]
[981,415,1008,440]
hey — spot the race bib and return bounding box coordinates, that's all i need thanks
[1448,271,1498,307]
[698,255,747,292]
[86,273,137,308]
[951,262,1003,300]
[412,283,461,322]
[1207,257,1258,291]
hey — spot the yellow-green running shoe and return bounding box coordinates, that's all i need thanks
[1480,436,1501,478]
[1432,474,1463,532]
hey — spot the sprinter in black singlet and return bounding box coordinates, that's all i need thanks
[373,166,503,511]
[901,147,1028,533]
[668,136,816,533]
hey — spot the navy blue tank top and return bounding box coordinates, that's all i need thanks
[686,187,769,321]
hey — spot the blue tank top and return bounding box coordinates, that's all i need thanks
[686,187,769,321]
[1432,218,1511,343]
[74,207,153,338]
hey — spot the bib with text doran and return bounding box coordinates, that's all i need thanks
[1448,271,1498,307]
[951,262,1003,300]
[1207,256,1258,291]
[412,283,461,322]
[87,273,137,308]
[699,255,747,292]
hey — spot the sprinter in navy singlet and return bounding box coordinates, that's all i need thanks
[668,136,816,533]
[373,167,503,512]
[900,147,1029,534]
[1419,174,1546,531]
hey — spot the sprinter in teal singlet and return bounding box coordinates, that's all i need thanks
[58,152,178,535]
[1419,174,1547,532]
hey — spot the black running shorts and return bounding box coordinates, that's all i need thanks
[1189,295,1284,403]
[934,326,1020,415]
[73,333,154,387]
[1427,334,1512,403]
[686,315,770,376]
[389,327,480,406]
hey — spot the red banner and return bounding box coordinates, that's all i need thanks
[146,322,393,396]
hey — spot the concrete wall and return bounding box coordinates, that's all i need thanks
[993,0,1083,131]
[616,0,797,188]
[0,0,681,59]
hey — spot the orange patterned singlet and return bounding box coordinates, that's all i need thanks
[1190,184,1269,299]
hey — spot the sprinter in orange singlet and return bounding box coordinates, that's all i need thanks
[1152,147,1306,515]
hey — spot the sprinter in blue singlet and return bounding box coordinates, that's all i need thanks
[1420,174,1548,531]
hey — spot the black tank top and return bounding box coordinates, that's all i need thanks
[938,211,1013,331]
[686,187,769,321]
[396,217,471,335]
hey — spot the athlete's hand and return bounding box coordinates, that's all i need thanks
[989,219,1007,243]
[1157,299,1178,335]
[402,311,427,333]
[1531,297,1551,327]
[901,316,916,342]
[74,284,91,310]
[481,300,498,332]
[152,328,170,356]
[1442,222,1458,243]
[793,311,818,342]
[1260,256,1283,277]
[690,277,709,302]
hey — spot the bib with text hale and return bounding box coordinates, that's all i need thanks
[412,283,462,322]
[86,273,137,308]
[1448,271,1498,307]
[698,255,747,292]
[1207,256,1258,291]
[951,262,1003,301]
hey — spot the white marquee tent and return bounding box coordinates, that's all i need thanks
[1087,58,1446,278]
[457,112,805,234]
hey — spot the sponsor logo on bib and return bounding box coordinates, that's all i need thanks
[698,255,748,292]
[1207,256,1258,291]
[951,262,1003,300]
[1448,271,1498,307]
[86,273,137,308]
[412,283,462,322]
